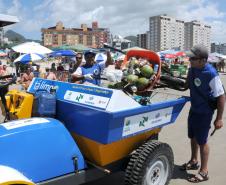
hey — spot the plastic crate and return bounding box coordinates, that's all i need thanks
[170,64,187,76]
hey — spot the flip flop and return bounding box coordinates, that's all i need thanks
[188,171,209,183]
[180,160,200,171]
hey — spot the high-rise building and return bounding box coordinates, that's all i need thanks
[184,20,211,52]
[137,33,148,49]
[41,21,111,48]
[149,15,185,51]
[148,15,211,52]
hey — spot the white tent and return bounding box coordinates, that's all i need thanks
[211,52,226,59]
[12,42,52,54]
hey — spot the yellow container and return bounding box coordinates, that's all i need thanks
[71,128,161,166]
[0,90,34,119]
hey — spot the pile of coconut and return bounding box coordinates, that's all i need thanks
[108,57,157,93]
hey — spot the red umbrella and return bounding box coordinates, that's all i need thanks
[175,51,186,57]
[165,54,176,58]
[0,53,7,57]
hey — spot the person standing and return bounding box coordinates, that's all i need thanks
[180,45,225,183]
[72,50,113,85]
[73,52,83,72]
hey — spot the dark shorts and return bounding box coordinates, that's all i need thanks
[188,111,213,145]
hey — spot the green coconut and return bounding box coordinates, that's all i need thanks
[129,58,140,68]
[136,77,150,90]
[140,65,154,78]
[126,74,139,84]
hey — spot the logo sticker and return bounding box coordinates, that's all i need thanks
[194,78,201,87]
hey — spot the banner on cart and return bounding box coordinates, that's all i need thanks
[28,78,113,109]
[64,90,110,109]
[122,107,173,137]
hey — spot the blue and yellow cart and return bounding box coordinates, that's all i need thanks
[0,78,189,185]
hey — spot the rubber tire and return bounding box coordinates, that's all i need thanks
[125,140,174,185]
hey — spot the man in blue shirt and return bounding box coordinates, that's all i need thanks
[72,50,113,85]
[181,45,225,182]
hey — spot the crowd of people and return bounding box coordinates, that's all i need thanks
[5,50,113,90]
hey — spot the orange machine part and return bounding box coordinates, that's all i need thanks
[71,128,161,166]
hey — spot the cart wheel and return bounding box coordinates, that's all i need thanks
[125,140,174,185]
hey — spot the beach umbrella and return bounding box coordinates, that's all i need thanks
[53,44,90,52]
[12,42,52,54]
[14,53,44,64]
[123,47,148,52]
[49,50,76,57]
[95,53,107,63]
[165,54,176,59]
[116,54,125,61]
[208,55,221,63]
[0,50,7,57]
[175,51,186,57]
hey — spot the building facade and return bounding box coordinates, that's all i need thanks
[137,33,148,49]
[184,20,211,52]
[149,15,185,51]
[148,15,211,52]
[211,43,226,55]
[41,21,111,48]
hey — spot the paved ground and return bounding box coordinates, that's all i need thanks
[0,59,226,184]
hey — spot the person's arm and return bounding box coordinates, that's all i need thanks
[214,94,225,129]
[105,50,113,67]
[209,75,225,129]
[71,67,93,83]
[181,68,190,91]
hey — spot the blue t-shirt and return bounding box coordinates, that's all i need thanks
[188,63,224,114]
[81,63,102,85]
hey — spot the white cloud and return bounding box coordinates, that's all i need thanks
[1,0,226,42]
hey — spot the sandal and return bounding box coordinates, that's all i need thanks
[188,171,209,183]
[180,160,200,171]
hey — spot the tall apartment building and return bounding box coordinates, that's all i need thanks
[148,15,211,52]
[149,15,185,51]
[184,20,211,52]
[41,21,111,48]
[137,33,148,49]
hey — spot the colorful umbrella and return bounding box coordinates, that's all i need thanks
[12,42,52,54]
[175,51,186,57]
[165,54,176,59]
[14,53,44,64]
[49,50,76,57]
[95,53,107,63]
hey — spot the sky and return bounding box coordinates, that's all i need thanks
[1,0,226,43]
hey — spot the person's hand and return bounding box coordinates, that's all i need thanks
[83,74,93,80]
[214,119,223,130]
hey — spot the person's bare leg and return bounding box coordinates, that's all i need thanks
[200,143,209,173]
[191,138,199,163]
